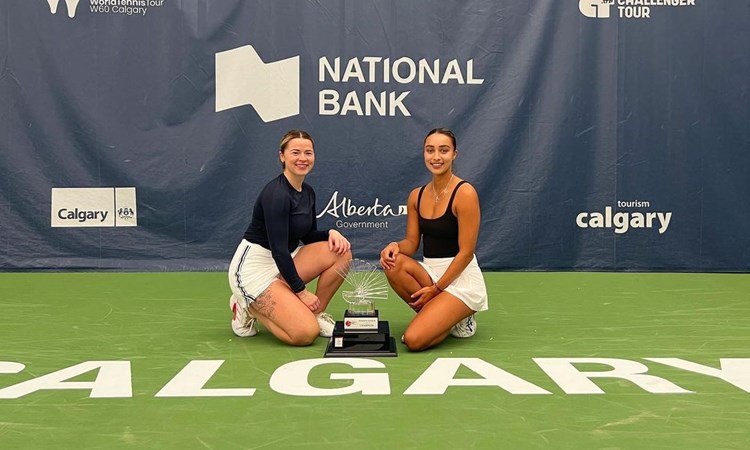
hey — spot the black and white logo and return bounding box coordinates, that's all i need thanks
[51,187,138,228]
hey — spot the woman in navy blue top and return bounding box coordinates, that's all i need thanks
[380,128,488,351]
[228,130,352,345]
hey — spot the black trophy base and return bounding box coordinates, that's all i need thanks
[324,320,398,357]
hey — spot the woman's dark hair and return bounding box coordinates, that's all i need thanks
[424,128,457,148]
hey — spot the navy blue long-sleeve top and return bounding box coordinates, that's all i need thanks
[243,174,329,293]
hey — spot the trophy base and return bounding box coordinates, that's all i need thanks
[324,320,398,357]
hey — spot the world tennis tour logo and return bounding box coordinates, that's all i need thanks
[45,0,164,18]
[215,45,300,123]
[579,0,696,19]
[46,0,81,18]
[51,187,138,227]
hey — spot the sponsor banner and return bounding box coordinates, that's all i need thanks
[1,1,747,270]
[51,188,137,228]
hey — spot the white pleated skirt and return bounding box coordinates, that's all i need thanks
[418,254,489,312]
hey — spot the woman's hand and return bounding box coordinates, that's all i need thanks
[296,289,320,313]
[380,241,400,270]
[328,229,351,256]
[407,284,442,312]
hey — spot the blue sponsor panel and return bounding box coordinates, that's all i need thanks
[0,0,748,271]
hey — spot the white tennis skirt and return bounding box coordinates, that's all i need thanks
[228,239,300,304]
[418,254,489,312]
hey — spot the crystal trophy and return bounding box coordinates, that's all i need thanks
[324,259,398,357]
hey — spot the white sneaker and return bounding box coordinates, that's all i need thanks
[229,295,258,337]
[449,314,476,338]
[316,312,336,338]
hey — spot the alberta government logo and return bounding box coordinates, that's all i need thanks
[316,190,406,230]
[46,0,165,18]
[215,44,485,122]
[579,0,696,19]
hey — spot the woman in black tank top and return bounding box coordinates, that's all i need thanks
[379,128,488,351]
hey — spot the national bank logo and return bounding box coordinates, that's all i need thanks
[47,0,81,18]
[579,0,696,20]
[215,43,484,122]
[215,45,300,123]
[51,187,138,227]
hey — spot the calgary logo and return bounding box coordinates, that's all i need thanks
[117,207,135,221]
[46,0,81,18]
[51,187,138,228]
[215,45,300,123]
[575,201,672,234]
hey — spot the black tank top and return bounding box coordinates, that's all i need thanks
[418,180,467,258]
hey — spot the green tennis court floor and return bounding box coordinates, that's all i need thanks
[1,272,749,449]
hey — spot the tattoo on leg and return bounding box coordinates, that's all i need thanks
[253,289,277,320]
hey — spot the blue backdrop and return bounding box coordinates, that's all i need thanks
[1,0,748,271]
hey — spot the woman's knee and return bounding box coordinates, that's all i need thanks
[402,328,433,352]
[316,244,351,270]
[334,248,353,266]
[285,321,319,346]
[384,253,412,282]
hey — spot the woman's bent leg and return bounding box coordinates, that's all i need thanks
[249,280,320,346]
[292,241,352,312]
[402,294,474,352]
[383,253,433,307]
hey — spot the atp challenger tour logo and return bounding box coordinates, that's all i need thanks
[576,200,672,234]
[579,0,696,19]
[1,357,748,398]
[215,44,485,122]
